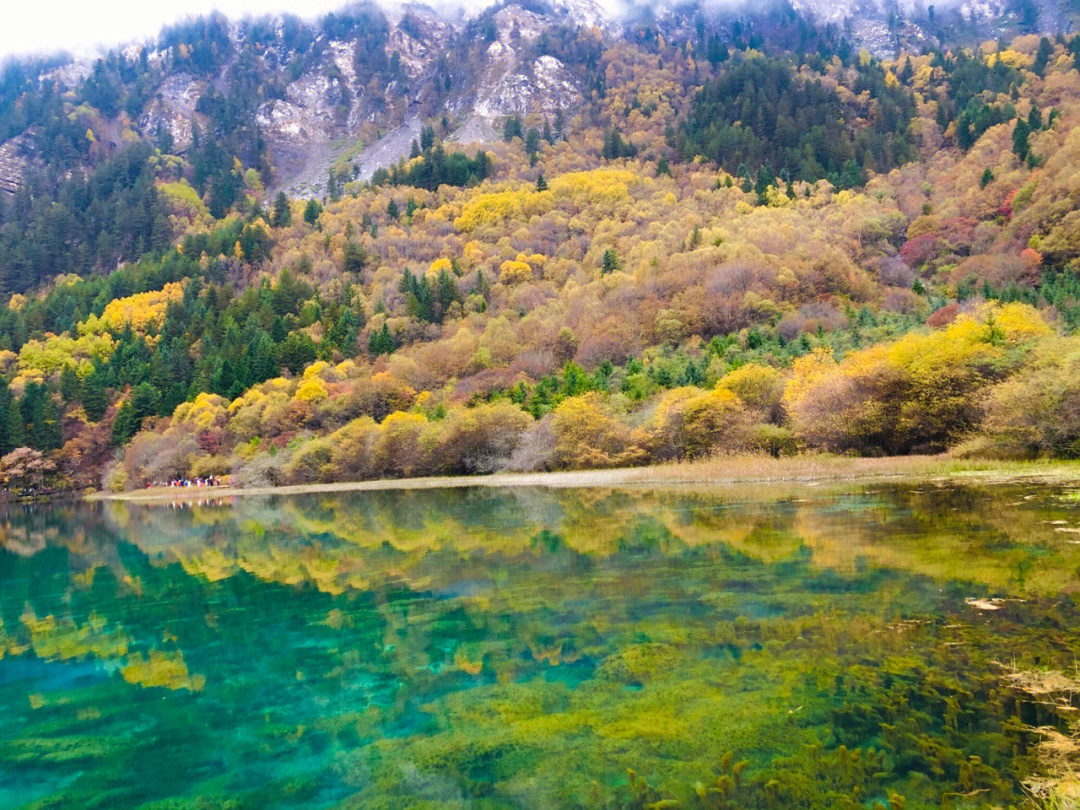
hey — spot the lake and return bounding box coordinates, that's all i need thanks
[1,481,1079,809]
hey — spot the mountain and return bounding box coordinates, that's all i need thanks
[0,0,1071,201]
[1,0,1080,493]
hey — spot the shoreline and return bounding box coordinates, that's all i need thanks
[86,455,1080,503]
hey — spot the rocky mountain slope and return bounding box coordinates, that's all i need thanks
[0,0,1072,200]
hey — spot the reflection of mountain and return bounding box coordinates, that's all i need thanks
[1,483,1079,808]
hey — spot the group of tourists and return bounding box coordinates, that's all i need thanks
[148,475,225,489]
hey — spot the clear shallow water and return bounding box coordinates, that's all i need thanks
[1,482,1079,809]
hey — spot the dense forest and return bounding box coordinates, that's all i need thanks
[0,9,1079,491]
[675,55,917,187]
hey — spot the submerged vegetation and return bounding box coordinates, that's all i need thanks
[3,481,1080,806]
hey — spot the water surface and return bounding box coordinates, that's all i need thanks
[2,481,1079,808]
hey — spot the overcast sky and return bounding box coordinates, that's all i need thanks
[0,0,357,63]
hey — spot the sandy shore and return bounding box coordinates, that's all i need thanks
[87,455,1080,503]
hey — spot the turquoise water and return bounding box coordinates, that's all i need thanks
[1,482,1079,808]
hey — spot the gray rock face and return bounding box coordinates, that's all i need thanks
[0,135,34,197]
[462,7,581,123]
[139,73,206,152]
[256,3,583,196]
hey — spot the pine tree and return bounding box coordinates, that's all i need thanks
[755,165,776,203]
[1013,118,1031,161]
[368,323,395,356]
[303,198,322,225]
[536,173,548,191]
[60,365,81,404]
[4,400,24,454]
[38,394,63,452]
[0,381,22,455]
[601,249,620,274]
[82,372,108,422]
[525,127,541,166]
[271,191,291,227]
[502,115,523,141]
[343,240,367,273]
[435,269,460,318]
[111,400,136,446]
[1033,36,1053,76]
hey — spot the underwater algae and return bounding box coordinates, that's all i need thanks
[1,482,1079,808]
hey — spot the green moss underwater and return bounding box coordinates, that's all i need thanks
[1,481,1080,809]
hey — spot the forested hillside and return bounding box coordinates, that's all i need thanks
[2,3,1080,492]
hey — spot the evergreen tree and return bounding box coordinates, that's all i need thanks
[387,199,400,220]
[303,198,323,225]
[525,127,542,166]
[536,173,548,191]
[60,365,81,404]
[344,240,367,273]
[329,308,360,355]
[601,249,620,274]
[130,382,161,425]
[840,159,864,189]
[602,128,636,160]
[278,332,318,374]
[272,191,292,227]
[0,381,23,456]
[435,269,460,318]
[1028,105,1043,132]
[1033,36,1053,76]
[502,115,523,141]
[368,323,395,356]
[420,125,436,150]
[1013,118,1031,161]
[39,394,62,451]
[755,165,776,204]
[82,372,108,422]
[20,384,62,452]
[111,400,136,446]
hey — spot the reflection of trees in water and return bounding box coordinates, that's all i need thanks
[2,483,1080,807]
[73,483,1080,601]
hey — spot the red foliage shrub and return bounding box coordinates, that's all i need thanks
[925,302,960,328]
[900,233,945,268]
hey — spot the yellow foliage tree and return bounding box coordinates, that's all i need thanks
[785,304,1050,453]
[717,363,786,421]
[294,377,329,403]
[499,257,534,284]
[81,282,184,338]
[551,393,647,469]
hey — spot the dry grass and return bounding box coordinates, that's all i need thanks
[89,453,1080,503]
